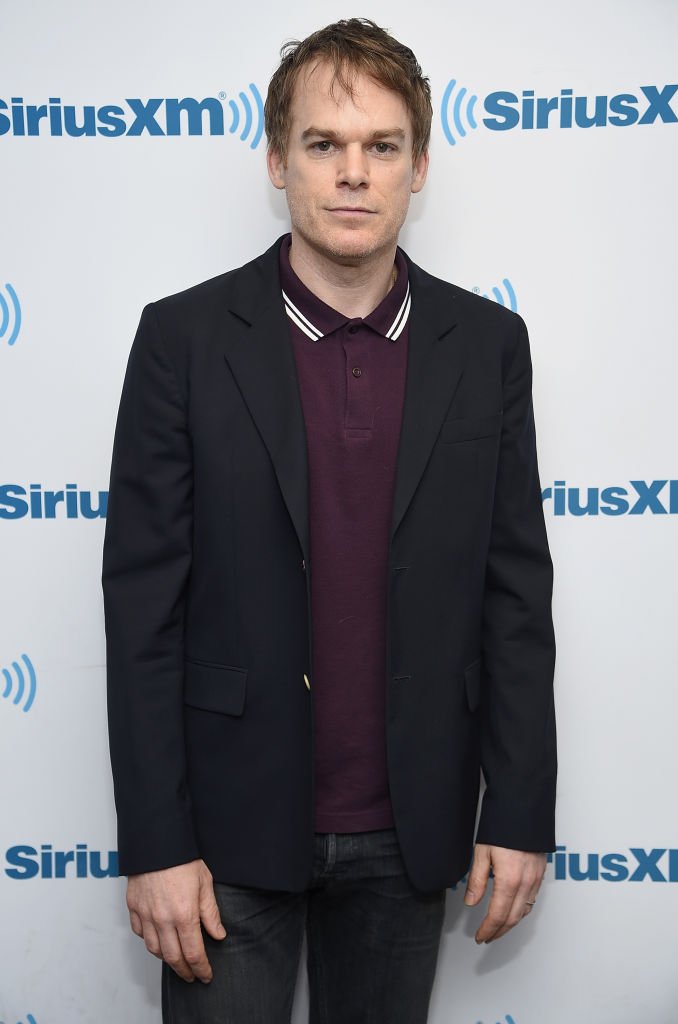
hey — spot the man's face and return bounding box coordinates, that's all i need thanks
[267,61,428,265]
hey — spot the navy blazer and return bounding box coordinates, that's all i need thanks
[102,236,557,892]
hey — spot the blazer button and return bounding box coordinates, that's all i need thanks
[301,559,306,572]
[304,673,311,690]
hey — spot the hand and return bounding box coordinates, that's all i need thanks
[464,844,546,943]
[126,858,227,982]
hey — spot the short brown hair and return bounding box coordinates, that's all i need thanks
[265,18,432,162]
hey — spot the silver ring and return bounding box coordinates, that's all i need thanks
[525,899,536,906]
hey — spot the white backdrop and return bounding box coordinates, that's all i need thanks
[1,1,677,1022]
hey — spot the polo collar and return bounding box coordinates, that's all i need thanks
[278,233,410,342]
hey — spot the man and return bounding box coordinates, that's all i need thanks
[102,17,557,1023]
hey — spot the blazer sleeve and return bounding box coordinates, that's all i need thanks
[475,313,557,852]
[102,303,200,875]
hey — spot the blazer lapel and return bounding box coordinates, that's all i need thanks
[220,239,467,567]
[222,239,311,566]
[389,257,465,541]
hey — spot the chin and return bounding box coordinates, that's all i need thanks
[317,232,387,264]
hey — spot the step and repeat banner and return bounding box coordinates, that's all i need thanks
[1,1,676,1021]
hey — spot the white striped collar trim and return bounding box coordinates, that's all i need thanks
[385,281,411,341]
[282,279,411,342]
[282,290,324,341]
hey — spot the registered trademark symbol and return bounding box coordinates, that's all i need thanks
[473,286,480,294]
[218,91,227,100]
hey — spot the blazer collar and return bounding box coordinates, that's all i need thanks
[221,236,466,563]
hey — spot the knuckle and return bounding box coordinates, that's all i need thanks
[176,911,198,929]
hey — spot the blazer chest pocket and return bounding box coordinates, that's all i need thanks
[463,657,483,713]
[184,658,248,716]
[441,412,503,444]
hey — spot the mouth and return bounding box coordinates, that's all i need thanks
[327,207,375,215]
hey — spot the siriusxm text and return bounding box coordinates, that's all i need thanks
[0,484,107,519]
[541,480,678,516]
[548,846,678,883]
[483,84,677,130]
[1,96,238,137]
[5,844,118,879]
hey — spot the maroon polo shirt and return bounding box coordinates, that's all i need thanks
[279,234,411,833]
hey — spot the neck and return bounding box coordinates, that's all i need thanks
[288,232,398,319]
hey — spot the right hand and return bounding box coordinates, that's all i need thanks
[126,858,227,983]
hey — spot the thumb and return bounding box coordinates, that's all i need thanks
[199,879,227,940]
[464,845,491,906]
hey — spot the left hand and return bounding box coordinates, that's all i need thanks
[464,843,547,943]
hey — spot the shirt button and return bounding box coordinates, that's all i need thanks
[348,324,359,334]
[352,366,362,378]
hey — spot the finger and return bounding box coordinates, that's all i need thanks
[200,882,227,941]
[474,871,520,943]
[141,920,163,959]
[487,882,534,942]
[157,926,196,983]
[177,922,213,983]
[129,909,143,938]
[528,860,547,903]
[465,845,491,906]
[475,890,512,943]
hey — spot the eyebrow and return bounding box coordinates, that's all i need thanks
[300,127,407,142]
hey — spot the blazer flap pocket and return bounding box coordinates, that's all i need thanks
[184,659,248,716]
[441,413,503,444]
[463,657,483,713]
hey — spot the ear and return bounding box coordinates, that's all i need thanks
[410,147,429,194]
[267,147,287,190]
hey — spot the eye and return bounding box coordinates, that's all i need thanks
[310,140,334,153]
[373,142,396,154]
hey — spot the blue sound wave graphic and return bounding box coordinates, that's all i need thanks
[441,79,479,145]
[0,283,21,346]
[0,1015,38,1024]
[474,1016,517,1024]
[476,279,518,312]
[1,654,37,712]
[224,84,264,149]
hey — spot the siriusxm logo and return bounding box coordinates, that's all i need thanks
[5,843,118,879]
[475,1017,516,1024]
[0,282,21,346]
[0,484,107,519]
[1,653,37,713]
[548,846,678,882]
[0,87,264,148]
[474,279,517,312]
[541,479,678,516]
[442,79,677,144]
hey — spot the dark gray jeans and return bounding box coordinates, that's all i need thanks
[161,827,447,1024]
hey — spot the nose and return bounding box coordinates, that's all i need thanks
[336,143,369,189]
